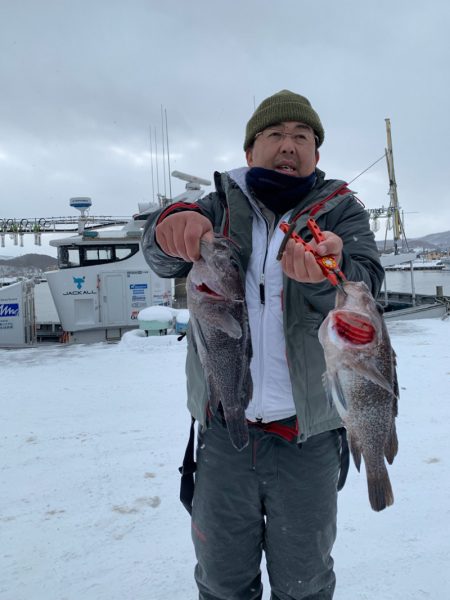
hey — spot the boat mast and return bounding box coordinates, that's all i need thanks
[385,118,403,255]
[385,118,417,305]
[165,109,172,200]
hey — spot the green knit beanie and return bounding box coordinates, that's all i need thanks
[243,90,324,150]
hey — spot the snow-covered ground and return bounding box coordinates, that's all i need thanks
[1,319,449,600]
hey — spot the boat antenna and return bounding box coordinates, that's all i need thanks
[165,108,172,199]
[154,126,161,201]
[149,125,155,203]
[161,105,167,198]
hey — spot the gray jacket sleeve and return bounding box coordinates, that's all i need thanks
[141,192,225,278]
[331,195,385,294]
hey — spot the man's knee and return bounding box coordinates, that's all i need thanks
[196,568,263,600]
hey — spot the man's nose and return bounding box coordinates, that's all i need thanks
[279,135,296,153]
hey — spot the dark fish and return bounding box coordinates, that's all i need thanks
[186,235,253,450]
[318,281,399,511]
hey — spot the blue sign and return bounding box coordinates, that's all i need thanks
[129,284,148,289]
[0,303,19,317]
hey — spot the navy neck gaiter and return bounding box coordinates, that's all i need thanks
[246,167,316,215]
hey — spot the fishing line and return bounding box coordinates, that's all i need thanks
[347,154,386,186]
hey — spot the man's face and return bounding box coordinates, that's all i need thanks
[245,121,319,177]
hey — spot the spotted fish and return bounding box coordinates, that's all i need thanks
[318,281,399,511]
[186,235,253,450]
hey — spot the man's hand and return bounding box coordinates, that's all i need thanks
[155,212,214,262]
[280,231,343,283]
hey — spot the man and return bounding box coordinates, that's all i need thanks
[142,90,384,600]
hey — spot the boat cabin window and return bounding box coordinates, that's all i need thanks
[85,247,113,262]
[115,246,137,260]
[57,244,140,269]
[59,247,81,268]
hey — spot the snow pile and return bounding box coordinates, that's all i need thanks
[175,309,190,324]
[137,306,175,322]
[119,328,185,351]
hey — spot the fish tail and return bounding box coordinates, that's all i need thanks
[349,433,362,472]
[367,464,394,512]
[384,423,398,465]
[226,414,249,451]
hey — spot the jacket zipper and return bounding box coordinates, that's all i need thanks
[259,218,270,306]
[255,215,270,419]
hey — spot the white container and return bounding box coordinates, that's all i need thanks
[0,280,36,347]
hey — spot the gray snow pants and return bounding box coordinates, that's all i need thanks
[191,413,341,600]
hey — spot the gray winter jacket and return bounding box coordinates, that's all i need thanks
[142,168,384,442]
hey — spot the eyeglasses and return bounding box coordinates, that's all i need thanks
[254,128,317,147]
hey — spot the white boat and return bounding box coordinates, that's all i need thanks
[45,172,210,343]
[45,213,171,343]
[381,290,448,320]
[384,258,445,271]
[379,255,448,320]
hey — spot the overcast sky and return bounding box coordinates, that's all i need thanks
[1,0,449,256]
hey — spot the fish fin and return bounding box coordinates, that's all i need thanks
[357,359,394,394]
[205,376,220,414]
[223,409,249,451]
[384,422,398,465]
[215,311,242,338]
[350,445,362,472]
[189,318,219,413]
[333,373,348,413]
[348,432,362,472]
[367,465,394,511]
[322,372,334,409]
[322,372,348,417]
[392,351,400,417]
[198,303,242,339]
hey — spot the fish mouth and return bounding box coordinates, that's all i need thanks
[195,283,225,299]
[333,311,376,345]
[195,282,244,303]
